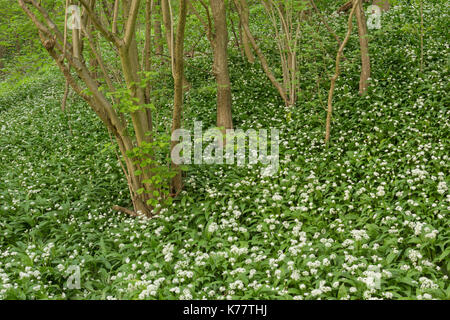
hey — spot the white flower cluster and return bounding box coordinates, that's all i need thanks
[357,267,382,289]
[162,243,175,262]
[419,277,438,290]
[411,168,428,179]
[229,280,245,290]
[230,245,248,256]
[180,287,193,300]
[310,281,332,297]
[376,185,386,197]
[290,269,301,281]
[407,249,422,263]
[350,229,370,241]
[437,181,447,194]
[272,193,283,201]
[137,277,166,299]
[207,222,219,233]
[19,267,41,280]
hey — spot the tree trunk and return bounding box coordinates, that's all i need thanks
[338,0,369,13]
[238,0,254,63]
[161,0,173,69]
[144,0,153,102]
[161,0,190,88]
[153,0,163,56]
[325,0,357,144]
[355,0,370,94]
[210,0,233,132]
[170,0,187,194]
[18,0,160,217]
[373,0,389,11]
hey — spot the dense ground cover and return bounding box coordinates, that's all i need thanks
[0,2,448,299]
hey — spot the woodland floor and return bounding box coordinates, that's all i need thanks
[0,2,449,299]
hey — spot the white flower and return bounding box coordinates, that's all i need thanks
[419,277,438,290]
[291,270,300,281]
[230,245,248,256]
[311,289,322,296]
[272,194,283,201]
[207,222,218,233]
[437,181,447,194]
[162,243,175,262]
[229,280,245,290]
[350,229,369,241]
[376,186,385,197]
[408,249,422,263]
[180,288,192,300]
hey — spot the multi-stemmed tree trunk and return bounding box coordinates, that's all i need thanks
[235,0,288,105]
[235,0,302,107]
[17,0,167,217]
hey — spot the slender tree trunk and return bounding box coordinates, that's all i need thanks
[325,0,357,144]
[210,0,233,132]
[161,0,173,70]
[72,28,80,59]
[229,0,243,56]
[238,0,254,63]
[309,0,341,47]
[239,17,289,105]
[162,0,190,88]
[170,0,187,194]
[153,0,163,56]
[112,0,119,33]
[373,0,389,11]
[355,0,370,94]
[144,0,153,103]
[86,0,99,81]
[338,0,369,13]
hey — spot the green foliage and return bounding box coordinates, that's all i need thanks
[105,70,177,209]
[126,135,177,208]
[0,1,448,300]
[0,0,56,80]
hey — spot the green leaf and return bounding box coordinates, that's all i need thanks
[337,284,348,299]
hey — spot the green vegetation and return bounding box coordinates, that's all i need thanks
[0,0,448,300]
